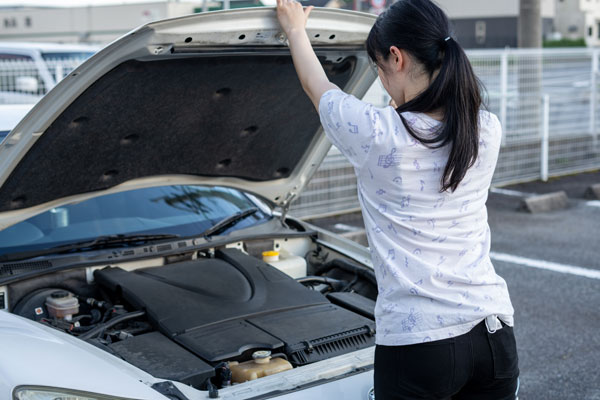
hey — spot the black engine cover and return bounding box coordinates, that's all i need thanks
[95,248,375,363]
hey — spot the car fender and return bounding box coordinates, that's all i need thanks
[0,311,167,399]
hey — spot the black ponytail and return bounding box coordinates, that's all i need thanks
[366,0,483,192]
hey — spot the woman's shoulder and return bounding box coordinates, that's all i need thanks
[478,110,501,129]
[477,110,502,148]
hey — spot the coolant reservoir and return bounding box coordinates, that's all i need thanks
[229,351,292,383]
[45,290,79,320]
[262,250,307,279]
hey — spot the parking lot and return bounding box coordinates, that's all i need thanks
[309,170,600,400]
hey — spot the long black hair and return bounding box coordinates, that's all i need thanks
[366,0,482,192]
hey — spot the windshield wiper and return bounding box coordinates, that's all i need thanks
[202,208,259,239]
[1,209,259,263]
[55,234,181,250]
[0,233,180,262]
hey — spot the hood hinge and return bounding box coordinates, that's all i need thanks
[279,191,297,228]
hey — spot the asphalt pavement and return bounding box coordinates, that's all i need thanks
[307,170,600,400]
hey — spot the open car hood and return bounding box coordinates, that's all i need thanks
[0,7,377,230]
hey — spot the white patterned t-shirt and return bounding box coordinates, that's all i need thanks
[319,88,514,346]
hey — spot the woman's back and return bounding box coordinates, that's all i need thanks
[320,88,514,345]
[276,0,519,395]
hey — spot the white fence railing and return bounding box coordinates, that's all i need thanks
[0,58,85,104]
[292,48,600,219]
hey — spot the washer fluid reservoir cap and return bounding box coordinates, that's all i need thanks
[262,251,280,263]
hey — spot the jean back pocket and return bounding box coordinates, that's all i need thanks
[487,325,519,379]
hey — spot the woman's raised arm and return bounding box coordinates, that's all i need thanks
[276,0,339,110]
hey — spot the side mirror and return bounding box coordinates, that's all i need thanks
[15,76,39,93]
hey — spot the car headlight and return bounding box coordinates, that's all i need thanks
[13,386,136,400]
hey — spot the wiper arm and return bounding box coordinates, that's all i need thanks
[56,234,181,250]
[0,233,180,262]
[202,208,259,239]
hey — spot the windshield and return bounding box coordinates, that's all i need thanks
[0,185,271,256]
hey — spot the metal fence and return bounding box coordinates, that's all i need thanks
[0,58,85,104]
[291,48,600,219]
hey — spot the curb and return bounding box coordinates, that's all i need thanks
[520,191,569,213]
[584,183,600,200]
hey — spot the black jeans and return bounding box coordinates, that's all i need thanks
[374,320,519,400]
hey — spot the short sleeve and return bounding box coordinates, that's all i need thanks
[319,88,380,169]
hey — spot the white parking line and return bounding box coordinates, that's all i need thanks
[489,187,532,197]
[490,252,600,280]
[492,188,600,208]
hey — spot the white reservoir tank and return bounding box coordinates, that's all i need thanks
[262,250,307,279]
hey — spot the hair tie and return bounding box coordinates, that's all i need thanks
[444,36,451,42]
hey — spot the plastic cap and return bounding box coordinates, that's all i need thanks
[51,290,70,299]
[252,350,272,359]
[262,251,279,257]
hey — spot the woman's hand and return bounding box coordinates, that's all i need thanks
[276,0,314,36]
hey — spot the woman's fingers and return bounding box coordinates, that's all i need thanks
[304,5,314,18]
[276,0,312,34]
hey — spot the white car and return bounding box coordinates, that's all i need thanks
[0,104,33,143]
[0,42,98,104]
[0,7,380,400]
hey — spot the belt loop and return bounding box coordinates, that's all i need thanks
[485,315,502,334]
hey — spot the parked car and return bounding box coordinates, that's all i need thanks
[0,42,97,104]
[0,104,33,143]
[0,7,379,400]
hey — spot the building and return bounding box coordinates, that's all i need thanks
[0,2,208,44]
[438,0,556,48]
[555,0,600,46]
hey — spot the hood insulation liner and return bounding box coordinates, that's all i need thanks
[0,54,356,211]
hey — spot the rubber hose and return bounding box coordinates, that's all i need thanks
[80,310,145,340]
[296,276,348,291]
[314,259,378,288]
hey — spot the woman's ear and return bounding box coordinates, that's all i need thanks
[389,46,404,72]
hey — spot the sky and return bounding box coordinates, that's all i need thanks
[0,0,197,7]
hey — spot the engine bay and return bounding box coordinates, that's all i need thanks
[4,237,377,391]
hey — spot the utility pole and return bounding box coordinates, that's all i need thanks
[518,0,543,176]
[518,0,542,48]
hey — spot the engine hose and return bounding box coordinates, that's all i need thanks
[314,259,378,288]
[79,310,146,340]
[270,352,288,361]
[341,275,359,292]
[70,324,96,333]
[296,276,348,291]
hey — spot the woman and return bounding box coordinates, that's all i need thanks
[276,0,519,398]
